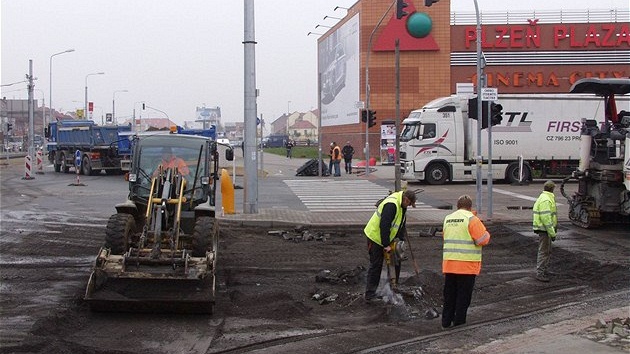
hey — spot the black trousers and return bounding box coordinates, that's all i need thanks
[365,239,384,298]
[442,273,476,327]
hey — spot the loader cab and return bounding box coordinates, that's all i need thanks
[128,134,214,203]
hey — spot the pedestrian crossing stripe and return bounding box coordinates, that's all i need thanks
[284,179,433,211]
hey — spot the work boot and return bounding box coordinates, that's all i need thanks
[364,295,382,304]
[535,273,550,282]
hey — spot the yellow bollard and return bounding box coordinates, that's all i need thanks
[220,168,235,214]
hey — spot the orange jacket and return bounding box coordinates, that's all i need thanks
[442,214,490,275]
[155,156,190,176]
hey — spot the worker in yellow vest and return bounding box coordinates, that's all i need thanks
[363,190,416,303]
[441,195,490,328]
[532,180,558,282]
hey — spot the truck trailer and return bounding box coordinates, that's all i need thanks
[46,120,131,175]
[400,94,630,185]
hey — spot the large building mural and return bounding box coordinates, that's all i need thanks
[319,13,360,127]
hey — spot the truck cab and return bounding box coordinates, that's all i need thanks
[400,96,462,184]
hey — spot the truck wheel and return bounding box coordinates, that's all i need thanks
[506,163,531,184]
[192,216,214,257]
[82,156,92,176]
[105,213,136,255]
[60,153,70,173]
[425,164,449,185]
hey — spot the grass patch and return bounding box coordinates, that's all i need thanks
[264,146,321,159]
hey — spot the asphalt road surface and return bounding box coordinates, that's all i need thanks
[1,156,628,353]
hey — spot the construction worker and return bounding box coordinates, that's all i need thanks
[532,180,558,282]
[154,146,190,176]
[441,195,490,328]
[363,190,416,303]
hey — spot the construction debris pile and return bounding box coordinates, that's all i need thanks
[577,317,630,352]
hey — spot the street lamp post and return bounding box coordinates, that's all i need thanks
[49,49,74,127]
[112,89,128,125]
[85,72,104,121]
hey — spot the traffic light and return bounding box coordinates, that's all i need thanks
[368,110,377,128]
[467,98,490,129]
[6,123,13,133]
[490,102,503,127]
[424,0,440,6]
[142,103,146,110]
[396,0,408,19]
[361,109,368,123]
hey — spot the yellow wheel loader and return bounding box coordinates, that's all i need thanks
[85,131,233,313]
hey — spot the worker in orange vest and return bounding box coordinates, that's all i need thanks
[441,195,490,328]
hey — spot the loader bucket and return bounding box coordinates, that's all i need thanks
[84,248,215,314]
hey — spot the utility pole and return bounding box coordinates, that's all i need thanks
[27,60,35,166]
[243,0,258,213]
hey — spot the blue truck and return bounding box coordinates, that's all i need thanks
[46,120,132,175]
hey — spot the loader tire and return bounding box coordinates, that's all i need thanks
[105,213,136,255]
[192,216,213,257]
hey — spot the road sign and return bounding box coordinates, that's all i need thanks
[106,113,113,122]
[75,150,82,167]
[481,87,498,101]
[355,101,365,109]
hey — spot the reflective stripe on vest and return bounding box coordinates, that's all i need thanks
[443,209,482,262]
[364,191,404,246]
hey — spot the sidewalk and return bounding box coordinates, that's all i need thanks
[218,151,538,228]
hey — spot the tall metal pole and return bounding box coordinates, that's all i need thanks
[27,60,35,163]
[243,0,258,214]
[85,72,104,121]
[474,0,483,214]
[394,39,401,191]
[317,73,322,176]
[49,49,74,129]
[365,0,396,176]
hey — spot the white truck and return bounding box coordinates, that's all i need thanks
[400,94,630,185]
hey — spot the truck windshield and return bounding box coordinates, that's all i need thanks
[400,123,420,142]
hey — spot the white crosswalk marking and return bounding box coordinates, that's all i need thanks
[284,179,433,211]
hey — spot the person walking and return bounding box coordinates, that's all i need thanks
[331,142,342,177]
[532,180,558,282]
[342,141,355,174]
[363,190,416,303]
[441,195,490,328]
[285,139,294,159]
[328,142,334,176]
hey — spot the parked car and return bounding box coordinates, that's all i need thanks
[263,134,289,148]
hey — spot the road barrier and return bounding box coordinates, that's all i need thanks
[22,155,35,180]
[36,150,44,174]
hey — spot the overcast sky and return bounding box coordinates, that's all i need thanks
[1,0,628,128]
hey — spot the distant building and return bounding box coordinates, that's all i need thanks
[269,109,319,143]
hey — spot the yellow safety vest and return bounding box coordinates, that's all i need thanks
[442,209,482,262]
[364,191,404,246]
[533,191,557,237]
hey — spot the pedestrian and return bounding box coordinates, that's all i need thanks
[363,190,416,303]
[328,142,334,176]
[285,139,294,159]
[532,180,558,282]
[342,141,354,174]
[331,142,342,177]
[441,195,490,329]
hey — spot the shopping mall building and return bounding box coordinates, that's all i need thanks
[318,0,629,160]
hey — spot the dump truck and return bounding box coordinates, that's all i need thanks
[400,94,630,184]
[46,120,131,175]
[84,129,233,313]
[560,78,630,228]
